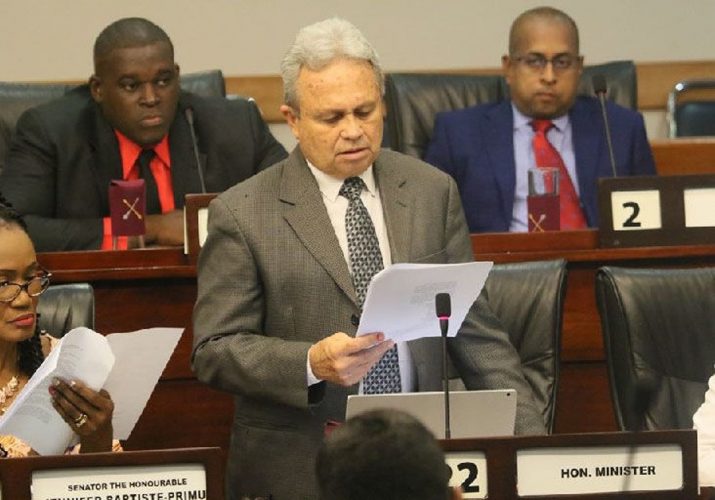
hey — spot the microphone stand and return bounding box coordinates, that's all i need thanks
[440,315,451,439]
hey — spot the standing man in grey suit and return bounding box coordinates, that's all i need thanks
[192,17,546,500]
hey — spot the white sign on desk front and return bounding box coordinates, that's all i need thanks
[611,190,662,231]
[446,452,488,499]
[684,187,715,228]
[31,463,206,500]
[516,444,683,496]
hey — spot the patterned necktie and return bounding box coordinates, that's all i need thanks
[339,177,401,394]
[530,120,587,229]
[137,149,160,214]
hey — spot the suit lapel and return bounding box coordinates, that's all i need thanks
[87,104,122,213]
[570,98,603,223]
[485,101,517,224]
[280,149,359,306]
[373,152,411,263]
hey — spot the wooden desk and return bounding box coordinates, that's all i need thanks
[652,137,715,176]
[37,234,715,455]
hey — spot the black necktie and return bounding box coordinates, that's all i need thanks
[339,177,401,394]
[137,149,160,214]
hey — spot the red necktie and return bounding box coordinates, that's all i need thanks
[531,120,587,230]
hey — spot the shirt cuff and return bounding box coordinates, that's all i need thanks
[307,353,321,386]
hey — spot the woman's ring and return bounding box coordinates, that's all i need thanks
[74,413,88,428]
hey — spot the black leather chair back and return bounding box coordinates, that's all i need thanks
[596,266,715,431]
[37,283,95,338]
[666,79,715,137]
[385,73,506,158]
[0,82,73,171]
[180,69,226,98]
[484,259,567,433]
[577,60,638,110]
[384,60,637,158]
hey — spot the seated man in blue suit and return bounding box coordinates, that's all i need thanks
[425,6,655,233]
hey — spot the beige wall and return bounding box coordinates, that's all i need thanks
[3,0,714,80]
[2,0,713,143]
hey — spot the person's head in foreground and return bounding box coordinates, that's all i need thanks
[316,409,462,500]
[0,196,114,455]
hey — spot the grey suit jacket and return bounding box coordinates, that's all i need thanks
[192,147,545,500]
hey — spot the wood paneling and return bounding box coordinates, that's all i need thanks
[224,59,715,123]
[652,138,715,176]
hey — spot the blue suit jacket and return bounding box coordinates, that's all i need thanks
[424,97,656,232]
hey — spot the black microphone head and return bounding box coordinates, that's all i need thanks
[592,74,608,95]
[435,293,451,318]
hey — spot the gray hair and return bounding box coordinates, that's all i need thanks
[281,17,384,110]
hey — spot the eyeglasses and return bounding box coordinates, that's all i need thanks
[512,53,580,73]
[0,272,52,303]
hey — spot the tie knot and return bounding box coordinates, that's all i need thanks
[137,148,155,167]
[531,119,554,135]
[339,177,366,201]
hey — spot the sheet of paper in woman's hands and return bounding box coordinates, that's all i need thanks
[357,261,493,342]
[0,327,114,455]
[103,327,183,439]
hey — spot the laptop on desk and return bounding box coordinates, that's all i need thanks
[345,389,516,439]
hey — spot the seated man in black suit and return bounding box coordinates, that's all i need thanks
[0,17,287,252]
[316,409,462,500]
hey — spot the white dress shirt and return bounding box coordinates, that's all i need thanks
[510,105,579,232]
[693,369,715,486]
[305,161,415,392]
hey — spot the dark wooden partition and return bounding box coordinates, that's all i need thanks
[37,232,715,456]
[441,430,699,499]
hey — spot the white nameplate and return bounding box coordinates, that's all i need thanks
[446,452,487,499]
[516,444,683,496]
[611,190,662,231]
[31,463,206,500]
[684,187,715,228]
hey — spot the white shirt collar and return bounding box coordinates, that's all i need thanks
[306,160,378,202]
[511,103,570,132]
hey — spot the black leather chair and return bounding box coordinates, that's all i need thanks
[666,79,715,137]
[596,266,715,431]
[0,70,226,173]
[384,60,637,159]
[384,73,507,158]
[179,69,226,98]
[37,283,95,338]
[0,82,73,170]
[484,259,567,433]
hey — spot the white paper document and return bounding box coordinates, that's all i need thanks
[0,327,182,455]
[357,261,493,342]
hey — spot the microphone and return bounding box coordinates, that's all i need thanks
[592,74,618,178]
[184,107,207,193]
[435,293,451,439]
